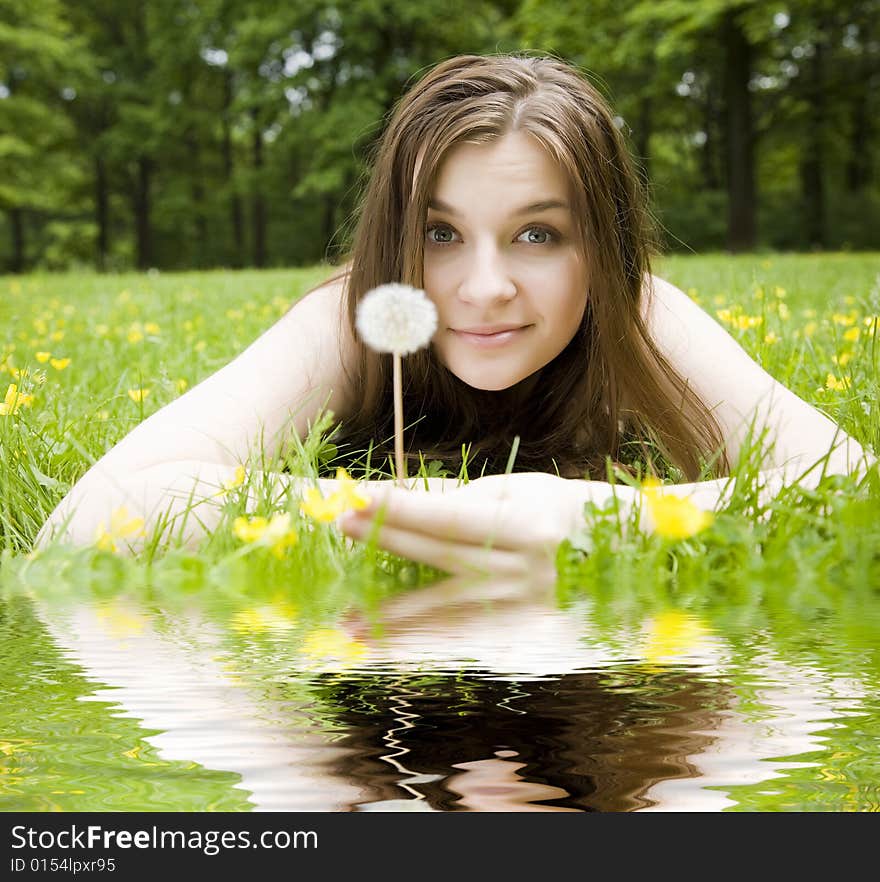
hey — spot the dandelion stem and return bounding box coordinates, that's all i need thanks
[393,351,406,487]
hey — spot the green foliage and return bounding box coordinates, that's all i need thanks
[1,1,878,269]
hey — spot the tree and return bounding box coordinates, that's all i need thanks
[0,0,92,271]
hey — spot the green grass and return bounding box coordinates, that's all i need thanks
[0,255,878,640]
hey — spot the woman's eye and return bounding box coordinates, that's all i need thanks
[426,225,457,245]
[518,227,554,245]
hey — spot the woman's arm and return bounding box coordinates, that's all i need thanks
[338,454,874,582]
[37,274,360,548]
[37,456,454,553]
[643,275,869,476]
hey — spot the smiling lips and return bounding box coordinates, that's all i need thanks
[452,324,531,348]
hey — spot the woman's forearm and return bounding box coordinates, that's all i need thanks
[35,461,455,553]
[572,451,875,539]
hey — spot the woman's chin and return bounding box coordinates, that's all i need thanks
[450,368,537,394]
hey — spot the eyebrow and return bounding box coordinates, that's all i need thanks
[427,197,570,216]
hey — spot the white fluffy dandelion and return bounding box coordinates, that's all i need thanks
[355,283,438,485]
[355,283,437,354]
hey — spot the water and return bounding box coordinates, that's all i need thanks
[2,567,879,812]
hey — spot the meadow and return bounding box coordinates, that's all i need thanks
[2,254,880,811]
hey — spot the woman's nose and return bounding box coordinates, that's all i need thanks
[457,246,517,305]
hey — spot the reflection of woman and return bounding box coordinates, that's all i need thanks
[318,672,728,812]
[37,54,869,578]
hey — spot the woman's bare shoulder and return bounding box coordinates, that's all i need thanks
[89,266,359,473]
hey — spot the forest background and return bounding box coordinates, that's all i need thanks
[1,0,878,274]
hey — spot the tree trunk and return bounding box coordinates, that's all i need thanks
[721,11,756,252]
[846,13,874,193]
[95,154,109,271]
[800,27,828,249]
[251,108,266,268]
[223,72,244,267]
[8,208,25,273]
[187,132,207,267]
[132,157,153,270]
[846,83,870,193]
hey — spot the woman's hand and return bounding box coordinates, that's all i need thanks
[338,472,623,581]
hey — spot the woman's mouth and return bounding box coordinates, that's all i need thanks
[452,326,531,348]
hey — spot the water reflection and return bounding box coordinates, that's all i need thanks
[37,600,363,811]
[22,571,874,812]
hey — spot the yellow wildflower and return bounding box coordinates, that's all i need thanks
[49,357,70,371]
[300,487,345,523]
[832,352,852,367]
[219,465,246,497]
[733,314,762,330]
[194,340,206,352]
[843,327,860,343]
[715,308,733,324]
[175,378,188,393]
[334,468,371,511]
[144,322,161,335]
[804,321,818,337]
[825,373,848,391]
[764,332,779,344]
[773,286,786,298]
[94,506,146,553]
[128,388,150,403]
[35,351,51,363]
[50,330,64,342]
[127,328,144,344]
[641,477,714,540]
[262,513,299,559]
[0,383,34,415]
[233,512,298,558]
[778,302,790,321]
[300,469,371,523]
[233,515,269,543]
[832,312,856,326]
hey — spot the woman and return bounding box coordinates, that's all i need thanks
[36,53,869,580]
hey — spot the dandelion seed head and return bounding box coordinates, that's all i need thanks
[355,283,438,354]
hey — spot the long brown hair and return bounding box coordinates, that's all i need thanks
[313,53,728,481]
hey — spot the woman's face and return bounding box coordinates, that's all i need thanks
[423,130,588,392]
